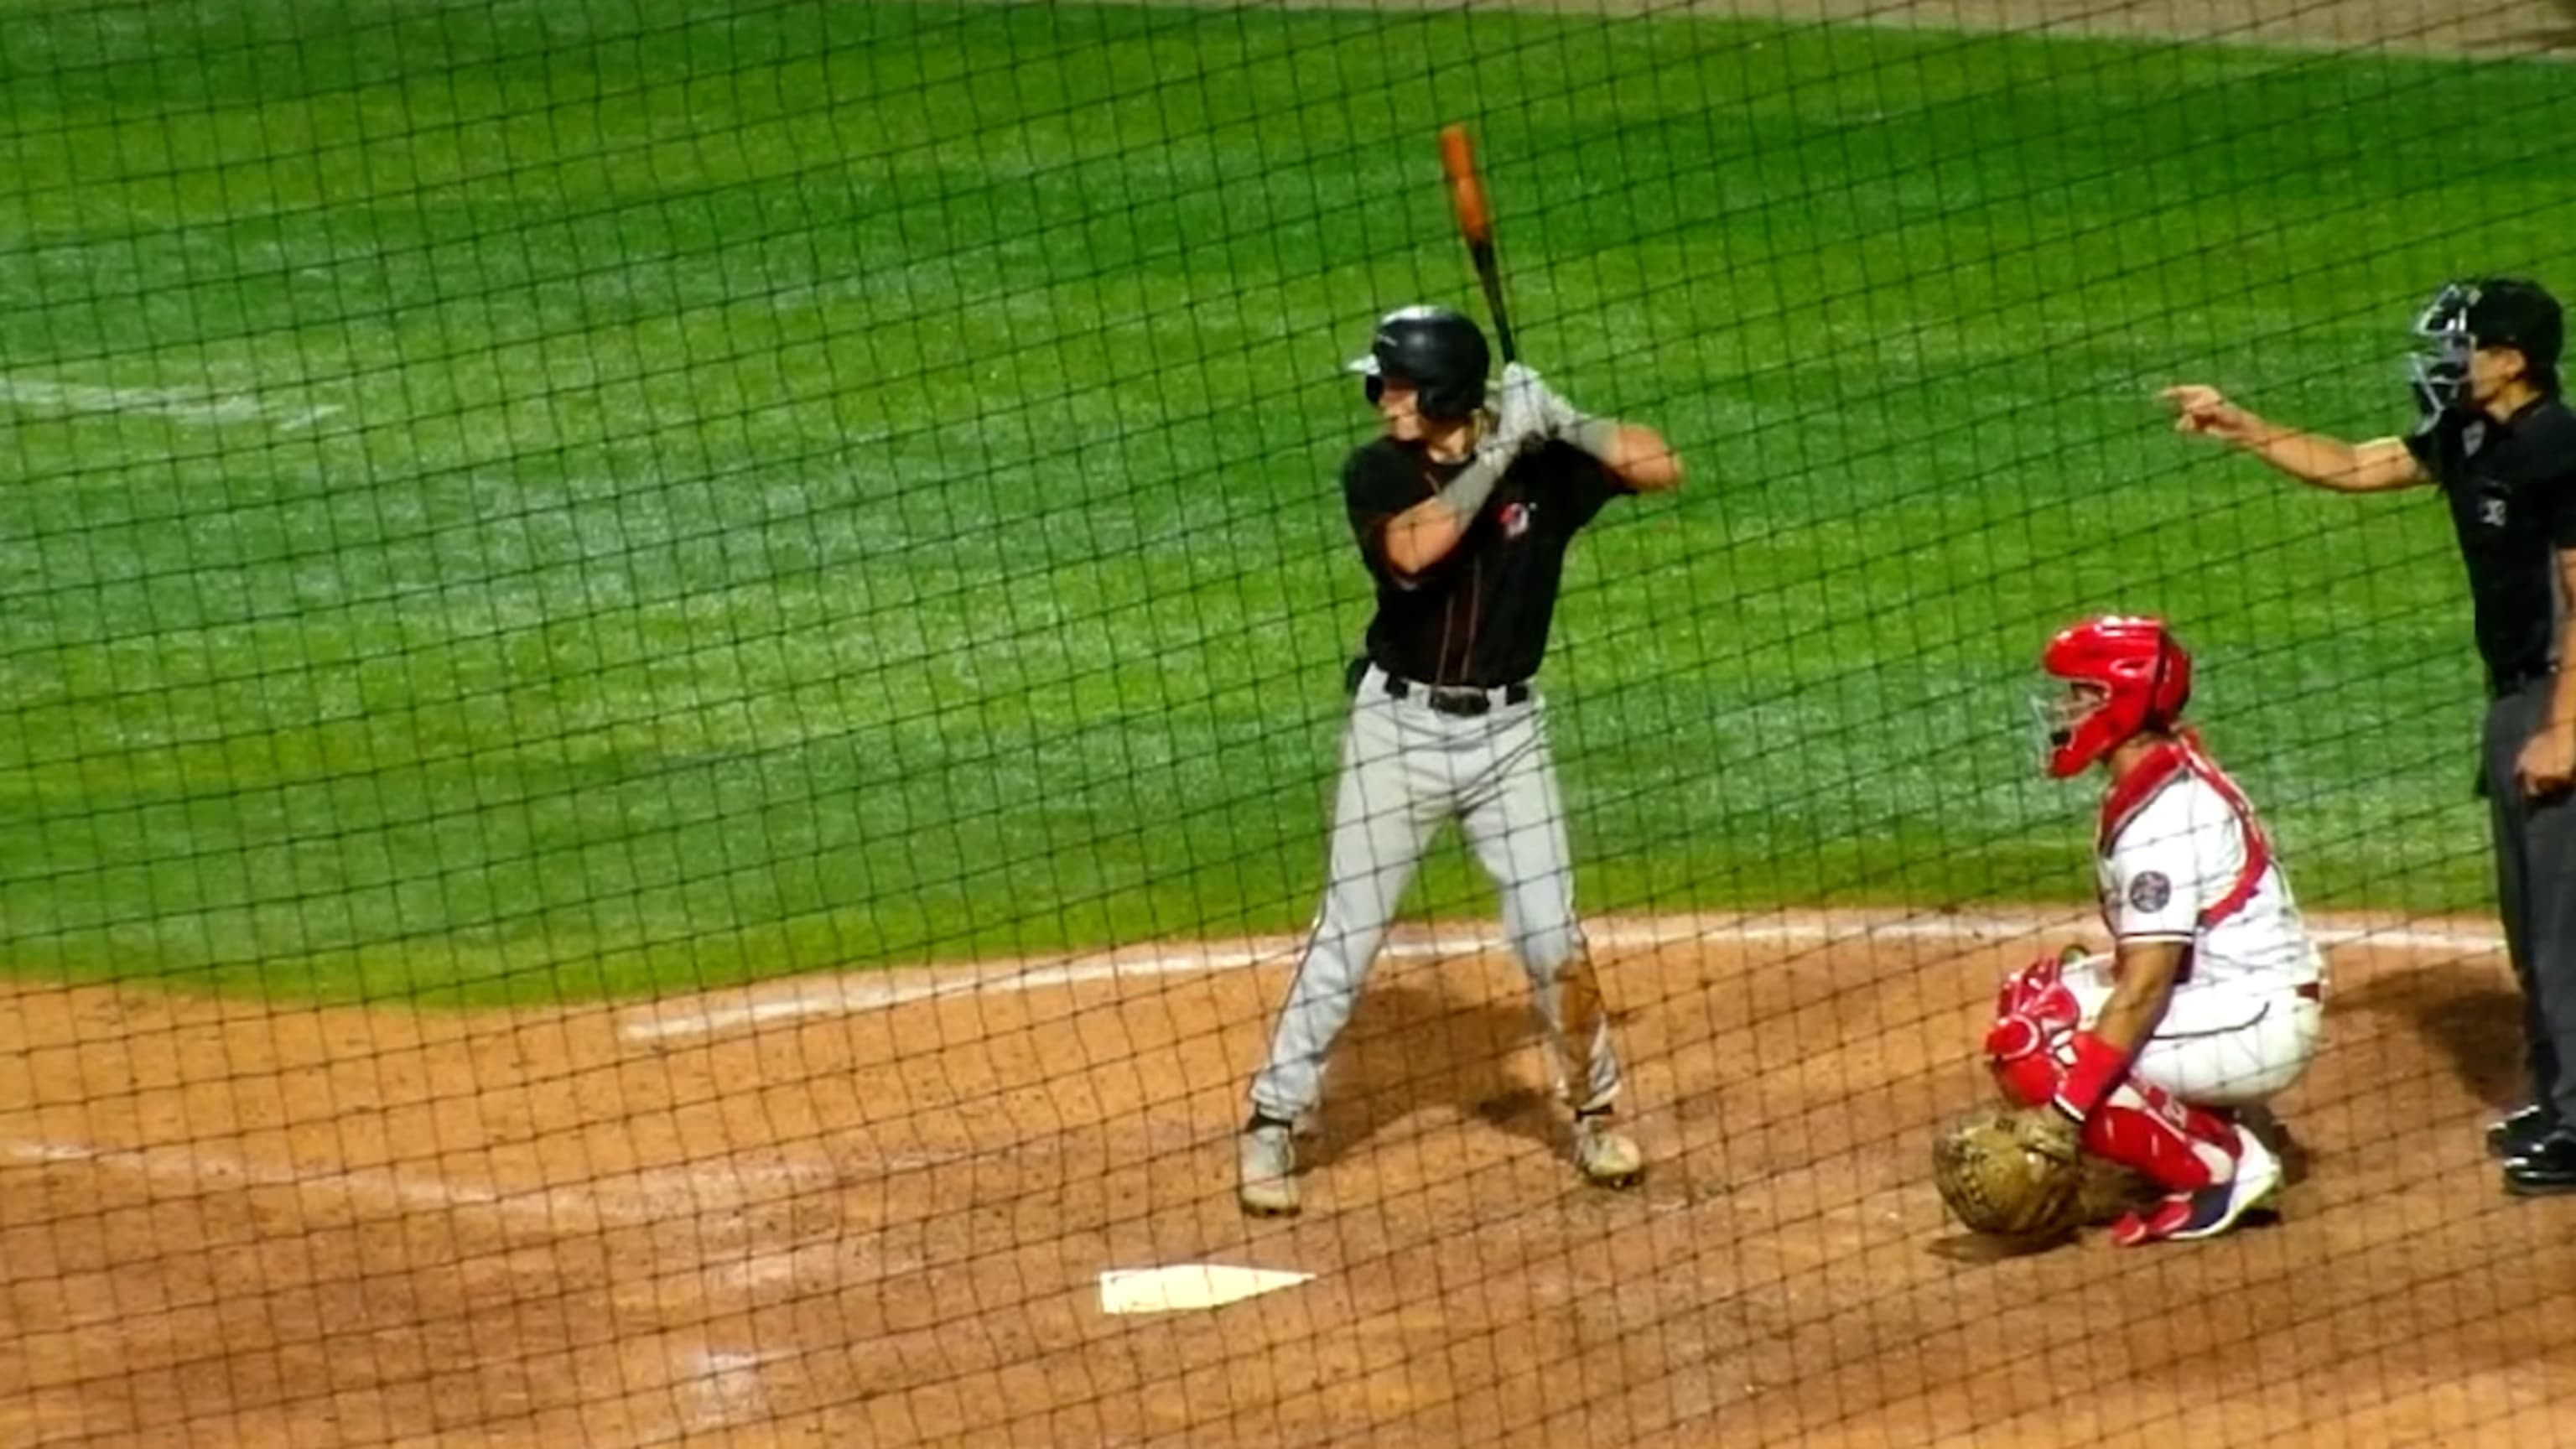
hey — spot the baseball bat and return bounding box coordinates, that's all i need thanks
[1438,123,1517,364]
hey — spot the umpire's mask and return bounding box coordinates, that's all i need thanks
[2411,281,2476,418]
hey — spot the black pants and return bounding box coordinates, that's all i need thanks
[2483,678,2576,1126]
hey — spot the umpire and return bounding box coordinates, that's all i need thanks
[2163,277,2576,1195]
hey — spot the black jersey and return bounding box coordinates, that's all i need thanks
[2405,397,2576,693]
[1343,436,1628,688]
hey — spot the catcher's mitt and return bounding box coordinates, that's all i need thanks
[1931,1104,2088,1239]
[2071,1157,2158,1226]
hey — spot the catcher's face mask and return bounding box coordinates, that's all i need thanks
[2412,281,2477,418]
[2028,682,2108,776]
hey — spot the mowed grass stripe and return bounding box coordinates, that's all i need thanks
[0,0,2568,1001]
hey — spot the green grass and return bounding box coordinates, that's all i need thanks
[3,0,2570,1003]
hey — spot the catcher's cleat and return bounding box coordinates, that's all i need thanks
[1574,1110,1644,1188]
[2111,1122,2281,1245]
[1237,1121,1301,1217]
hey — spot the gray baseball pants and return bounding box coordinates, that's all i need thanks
[2484,675,2576,1127]
[1247,664,1622,1122]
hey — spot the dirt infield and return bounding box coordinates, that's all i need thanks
[3,910,2571,1448]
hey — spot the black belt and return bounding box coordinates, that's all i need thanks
[1383,673,1530,717]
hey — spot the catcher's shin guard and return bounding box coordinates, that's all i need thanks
[2080,1080,2239,1194]
[2111,1121,2283,1246]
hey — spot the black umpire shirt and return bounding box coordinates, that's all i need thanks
[1343,436,1628,688]
[2405,395,2576,694]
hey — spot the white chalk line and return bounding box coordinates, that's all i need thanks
[0,374,341,430]
[0,1136,840,1228]
[617,911,2504,1045]
[702,1230,927,1294]
[704,1244,840,1294]
[621,943,1296,1043]
[617,1345,799,1446]
[670,1346,785,1433]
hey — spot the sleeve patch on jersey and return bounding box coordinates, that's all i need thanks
[2127,871,2173,912]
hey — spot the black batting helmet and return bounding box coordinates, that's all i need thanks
[1346,305,1489,419]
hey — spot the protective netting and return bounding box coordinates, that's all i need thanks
[5,1,2574,1444]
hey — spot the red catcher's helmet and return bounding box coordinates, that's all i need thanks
[2039,615,2193,778]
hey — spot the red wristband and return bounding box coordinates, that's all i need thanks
[2051,1030,2132,1123]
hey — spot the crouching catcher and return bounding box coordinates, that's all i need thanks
[1936,616,2325,1245]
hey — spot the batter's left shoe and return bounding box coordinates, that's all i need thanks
[1573,1109,1644,1188]
[2111,1121,2282,1246]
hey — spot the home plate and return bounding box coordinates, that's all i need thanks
[1098,1265,1313,1314]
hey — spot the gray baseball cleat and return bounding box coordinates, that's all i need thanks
[1238,1121,1301,1217]
[1574,1110,1644,1188]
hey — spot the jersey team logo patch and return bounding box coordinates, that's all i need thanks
[2127,871,2172,912]
[1499,501,1534,538]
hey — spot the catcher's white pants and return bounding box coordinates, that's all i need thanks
[2064,953,2323,1108]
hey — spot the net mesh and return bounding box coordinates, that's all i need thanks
[4,1,2573,1444]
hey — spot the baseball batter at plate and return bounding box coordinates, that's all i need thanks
[1981,616,2326,1244]
[1236,304,1683,1216]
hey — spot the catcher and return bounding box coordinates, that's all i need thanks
[1935,616,2326,1244]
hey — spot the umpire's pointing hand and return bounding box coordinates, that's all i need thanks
[2162,384,2257,444]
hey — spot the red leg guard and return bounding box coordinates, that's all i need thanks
[2080,1078,2240,1193]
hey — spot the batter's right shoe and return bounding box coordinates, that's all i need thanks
[1573,1109,1644,1188]
[2110,1121,2282,1246]
[1237,1119,1300,1217]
